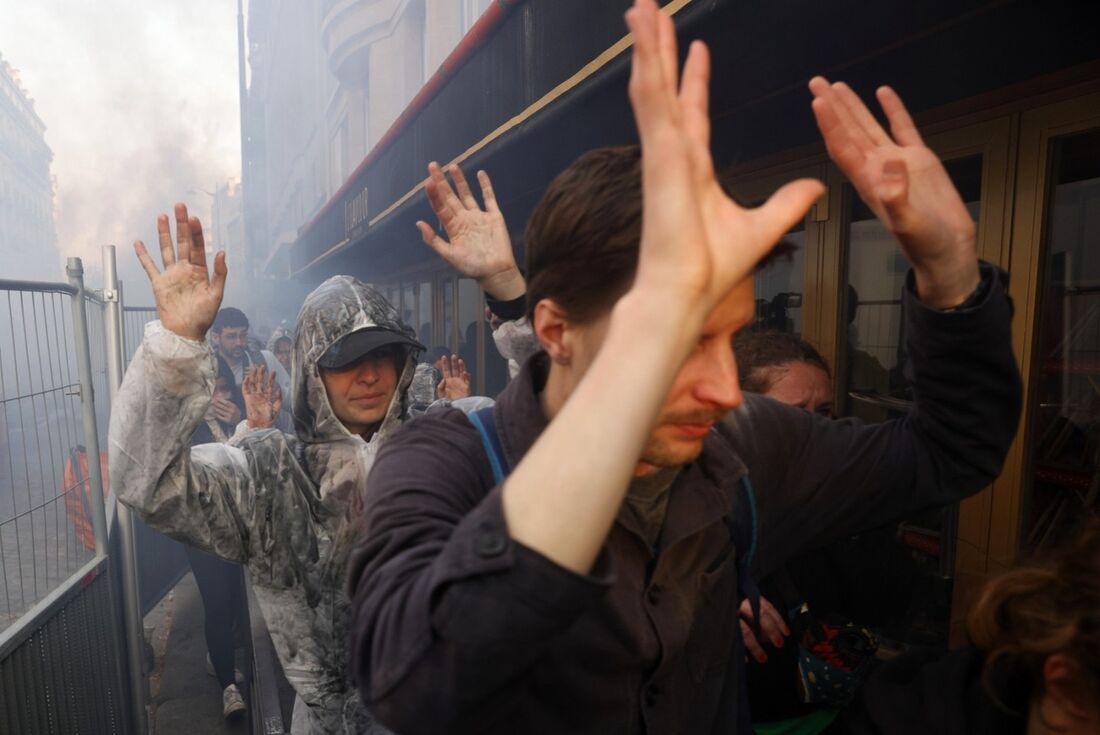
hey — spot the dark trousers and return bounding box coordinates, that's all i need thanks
[184,546,244,689]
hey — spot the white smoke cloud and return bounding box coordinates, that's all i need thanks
[0,0,241,303]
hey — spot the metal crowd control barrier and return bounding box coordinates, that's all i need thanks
[100,248,151,733]
[1,248,291,733]
[0,260,134,732]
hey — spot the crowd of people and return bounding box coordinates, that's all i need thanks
[105,1,1098,733]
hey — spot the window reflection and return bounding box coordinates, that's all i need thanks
[837,154,984,650]
[417,280,433,346]
[457,278,481,392]
[753,223,806,334]
[844,156,983,423]
[1026,130,1100,551]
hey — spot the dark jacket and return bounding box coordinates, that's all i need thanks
[348,264,1021,735]
[841,647,1029,734]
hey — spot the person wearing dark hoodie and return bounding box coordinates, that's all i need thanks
[108,162,525,733]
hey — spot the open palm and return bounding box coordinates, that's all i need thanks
[416,163,520,293]
[134,203,226,342]
[810,79,976,263]
[243,365,282,429]
[626,0,823,310]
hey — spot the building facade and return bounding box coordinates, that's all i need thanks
[240,0,491,324]
[0,53,58,281]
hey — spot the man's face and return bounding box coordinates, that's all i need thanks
[571,279,755,474]
[216,326,249,362]
[319,345,401,438]
[765,362,833,417]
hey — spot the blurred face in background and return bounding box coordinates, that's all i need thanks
[764,361,833,417]
[274,337,293,373]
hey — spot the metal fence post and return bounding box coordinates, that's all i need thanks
[101,246,151,734]
[66,258,110,558]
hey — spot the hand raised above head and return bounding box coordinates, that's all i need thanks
[808,78,979,307]
[625,0,823,319]
[134,203,227,342]
[416,163,525,301]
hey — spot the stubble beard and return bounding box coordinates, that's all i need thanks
[639,431,704,469]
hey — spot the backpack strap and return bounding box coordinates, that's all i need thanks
[467,406,510,485]
[729,475,761,735]
[727,475,761,631]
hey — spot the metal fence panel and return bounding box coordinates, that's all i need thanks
[121,307,158,365]
[0,287,100,629]
[0,558,129,734]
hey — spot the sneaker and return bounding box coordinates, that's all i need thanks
[222,683,247,719]
[207,653,245,684]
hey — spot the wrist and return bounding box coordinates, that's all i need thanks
[163,319,207,343]
[612,290,704,349]
[912,255,981,310]
[479,268,526,301]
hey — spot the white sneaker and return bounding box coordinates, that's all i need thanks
[223,683,246,719]
[207,653,245,684]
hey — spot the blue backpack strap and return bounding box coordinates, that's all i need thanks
[467,406,510,484]
[728,475,761,735]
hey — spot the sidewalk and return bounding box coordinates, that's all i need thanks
[146,572,248,735]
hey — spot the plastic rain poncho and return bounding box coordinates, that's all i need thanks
[109,276,421,734]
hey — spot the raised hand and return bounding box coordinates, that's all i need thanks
[416,163,525,301]
[625,0,823,316]
[809,78,979,306]
[435,355,471,401]
[242,365,283,429]
[134,203,227,341]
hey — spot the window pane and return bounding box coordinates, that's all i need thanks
[401,283,416,331]
[417,280,433,347]
[441,278,455,352]
[836,154,984,650]
[844,155,983,423]
[752,222,805,333]
[1024,129,1100,552]
[457,278,482,393]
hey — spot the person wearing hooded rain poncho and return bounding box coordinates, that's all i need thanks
[109,163,528,734]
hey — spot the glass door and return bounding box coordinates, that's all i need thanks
[834,119,1013,648]
[1021,127,1100,552]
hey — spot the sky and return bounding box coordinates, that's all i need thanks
[0,0,243,303]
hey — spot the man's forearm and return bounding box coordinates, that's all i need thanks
[501,294,703,574]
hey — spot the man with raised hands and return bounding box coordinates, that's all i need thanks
[348,2,1020,733]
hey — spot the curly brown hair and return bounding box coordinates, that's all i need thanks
[967,518,1100,714]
